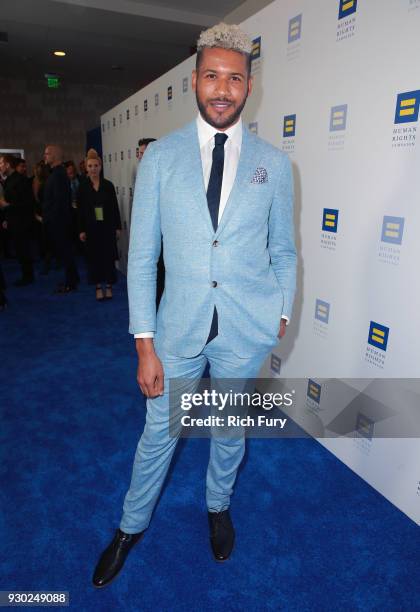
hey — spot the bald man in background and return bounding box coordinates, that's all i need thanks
[43,145,79,293]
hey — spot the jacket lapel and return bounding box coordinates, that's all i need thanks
[183,120,215,235]
[215,126,256,238]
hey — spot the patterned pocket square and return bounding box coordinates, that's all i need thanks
[251,167,268,183]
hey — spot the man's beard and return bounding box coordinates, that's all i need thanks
[196,90,248,130]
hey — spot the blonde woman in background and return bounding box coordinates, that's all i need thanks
[78,149,122,300]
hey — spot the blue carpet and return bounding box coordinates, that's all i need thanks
[1,259,419,611]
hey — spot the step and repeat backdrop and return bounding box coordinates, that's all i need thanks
[101,0,420,525]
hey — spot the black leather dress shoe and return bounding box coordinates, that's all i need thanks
[208,510,235,562]
[92,528,144,588]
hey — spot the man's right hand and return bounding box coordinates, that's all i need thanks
[136,338,164,398]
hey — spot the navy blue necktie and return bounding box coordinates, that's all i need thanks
[205,132,228,345]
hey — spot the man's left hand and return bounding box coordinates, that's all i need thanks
[278,319,287,339]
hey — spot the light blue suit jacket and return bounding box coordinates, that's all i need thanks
[128,119,297,358]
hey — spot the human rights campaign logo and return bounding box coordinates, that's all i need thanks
[381,216,405,245]
[338,0,357,19]
[307,380,321,404]
[315,299,330,324]
[368,322,389,351]
[356,413,374,441]
[288,14,302,43]
[330,105,348,131]
[322,209,339,233]
[251,36,261,60]
[270,354,281,375]
[394,90,420,124]
[283,114,296,137]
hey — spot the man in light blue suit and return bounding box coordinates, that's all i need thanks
[93,22,296,587]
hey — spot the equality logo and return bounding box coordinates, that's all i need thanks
[368,321,389,352]
[283,114,296,137]
[394,90,420,124]
[248,122,258,135]
[337,0,357,41]
[330,104,348,131]
[355,413,374,441]
[315,299,330,324]
[307,379,321,404]
[392,90,419,148]
[251,36,261,60]
[288,14,302,43]
[313,299,330,339]
[322,208,339,233]
[378,216,404,266]
[338,0,357,19]
[270,354,281,375]
[381,216,405,245]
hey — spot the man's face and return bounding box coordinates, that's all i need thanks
[44,146,54,166]
[66,165,76,180]
[138,144,147,162]
[0,157,10,176]
[16,162,27,176]
[192,47,252,130]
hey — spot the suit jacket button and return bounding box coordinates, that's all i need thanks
[212,240,219,247]
[212,281,217,288]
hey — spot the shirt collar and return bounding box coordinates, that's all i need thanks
[196,112,242,150]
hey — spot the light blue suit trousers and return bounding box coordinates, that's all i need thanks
[120,335,269,533]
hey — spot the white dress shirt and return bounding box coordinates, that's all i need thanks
[135,113,287,338]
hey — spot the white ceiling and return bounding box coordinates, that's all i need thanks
[0,0,246,90]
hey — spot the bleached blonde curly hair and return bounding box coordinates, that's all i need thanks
[197,22,253,55]
[196,22,253,76]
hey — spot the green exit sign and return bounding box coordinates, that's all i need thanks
[47,77,60,88]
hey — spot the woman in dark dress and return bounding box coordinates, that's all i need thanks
[78,149,121,300]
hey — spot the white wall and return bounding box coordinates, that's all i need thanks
[102,0,420,525]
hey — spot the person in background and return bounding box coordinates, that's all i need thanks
[0,181,7,309]
[15,158,27,177]
[137,138,156,162]
[65,160,80,204]
[0,154,35,286]
[137,137,165,307]
[32,161,52,273]
[0,263,6,309]
[78,149,121,301]
[0,170,12,259]
[79,159,87,177]
[65,160,83,253]
[43,144,79,293]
